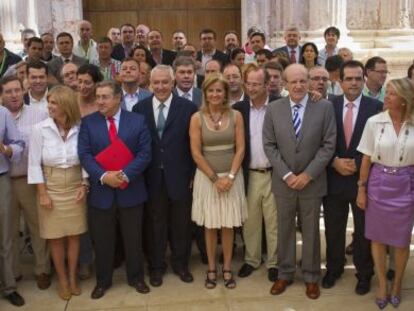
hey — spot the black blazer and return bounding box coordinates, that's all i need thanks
[149,49,177,66]
[0,49,22,77]
[233,95,280,191]
[111,44,128,61]
[132,94,198,200]
[196,49,228,68]
[327,95,383,198]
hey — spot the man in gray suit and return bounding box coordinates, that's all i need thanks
[263,64,336,299]
[173,56,202,107]
[47,32,86,83]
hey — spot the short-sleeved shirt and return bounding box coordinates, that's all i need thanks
[357,111,414,167]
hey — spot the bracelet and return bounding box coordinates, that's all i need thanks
[357,180,367,187]
[209,174,219,183]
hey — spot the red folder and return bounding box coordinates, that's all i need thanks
[95,138,134,189]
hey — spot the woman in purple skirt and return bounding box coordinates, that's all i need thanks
[357,77,414,309]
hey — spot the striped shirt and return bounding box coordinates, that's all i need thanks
[10,105,48,177]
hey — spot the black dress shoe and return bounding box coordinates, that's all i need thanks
[174,270,194,283]
[238,263,255,278]
[345,241,354,255]
[386,269,395,281]
[5,291,25,306]
[268,268,278,282]
[322,272,339,289]
[149,271,163,287]
[91,286,108,299]
[134,281,150,294]
[355,277,371,295]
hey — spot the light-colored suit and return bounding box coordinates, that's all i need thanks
[262,96,336,283]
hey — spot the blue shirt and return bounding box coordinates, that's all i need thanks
[0,106,25,174]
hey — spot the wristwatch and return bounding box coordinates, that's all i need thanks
[228,172,236,180]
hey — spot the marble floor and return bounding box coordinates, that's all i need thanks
[1,217,413,311]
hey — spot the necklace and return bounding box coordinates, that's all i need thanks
[377,123,409,162]
[209,112,223,130]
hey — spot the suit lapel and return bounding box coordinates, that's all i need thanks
[349,98,368,150]
[281,99,297,141]
[117,110,128,141]
[163,97,180,133]
[97,113,111,146]
[297,99,313,144]
[334,97,346,148]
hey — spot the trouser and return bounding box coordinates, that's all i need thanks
[10,176,50,277]
[0,173,17,295]
[276,195,321,283]
[89,204,144,288]
[243,170,277,268]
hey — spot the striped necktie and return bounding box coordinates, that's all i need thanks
[292,104,302,138]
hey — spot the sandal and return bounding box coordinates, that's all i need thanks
[223,270,236,289]
[205,270,217,289]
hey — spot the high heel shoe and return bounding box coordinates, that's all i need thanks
[375,297,388,310]
[222,270,236,289]
[389,295,401,308]
[205,270,217,289]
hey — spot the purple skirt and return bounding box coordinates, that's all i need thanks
[365,164,414,247]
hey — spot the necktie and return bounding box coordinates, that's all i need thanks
[344,102,354,147]
[290,49,296,64]
[64,58,70,63]
[292,104,302,138]
[107,116,117,142]
[157,103,166,138]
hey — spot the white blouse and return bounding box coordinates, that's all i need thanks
[357,111,414,167]
[28,118,84,184]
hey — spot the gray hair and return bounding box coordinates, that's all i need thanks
[150,65,175,81]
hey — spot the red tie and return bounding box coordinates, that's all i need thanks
[343,102,354,148]
[290,49,296,64]
[108,116,117,142]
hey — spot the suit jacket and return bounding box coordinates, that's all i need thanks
[196,49,228,67]
[150,49,177,66]
[233,95,280,191]
[48,55,86,82]
[327,95,382,198]
[274,46,302,63]
[263,96,337,198]
[111,44,129,61]
[120,88,153,111]
[132,94,198,200]
[0,49,22,77]
[173,87,202,108]
[78,109,152,209]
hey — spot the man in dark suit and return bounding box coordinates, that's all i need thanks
[233,64,279,282]
[274,27,302,64]
[47,32,86,83]
[263,64,336,299]
[172,56,202,107]
[111,23,136,62]
[133,65,197,287]
[78,80,152,299]
[147,30,176,66]
[322,60,382,294]
[196,28,228,76]
[0,32,22,78]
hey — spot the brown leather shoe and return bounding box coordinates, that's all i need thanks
[305,282,320,299]
[270,279,293,295]
[36,273,51,290]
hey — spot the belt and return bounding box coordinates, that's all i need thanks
[10,175,27,180]
[249,167,272,173]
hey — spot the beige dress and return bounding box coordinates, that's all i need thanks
[192,110,247,229]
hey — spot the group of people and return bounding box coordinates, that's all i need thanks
[0,20,414,310]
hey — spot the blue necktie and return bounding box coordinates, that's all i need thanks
[183,92,191,100]
[292,104,302,138]
[157,103,166,138]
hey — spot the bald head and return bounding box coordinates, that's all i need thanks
[79,20,93,43]
[61,62,79,91]
[284,64,309,103]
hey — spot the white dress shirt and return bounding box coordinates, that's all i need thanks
[249,97,270,169]
[176,87,193,101]
[357,111,414,167]
[152,94,172,125]
[29,90,48,113]
[28,118,84,184]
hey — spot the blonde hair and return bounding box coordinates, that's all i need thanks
[200,73,231,113]
[388,78,414,123]
[47,85,81,128]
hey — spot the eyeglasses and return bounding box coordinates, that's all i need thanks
[310,76,329,82]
